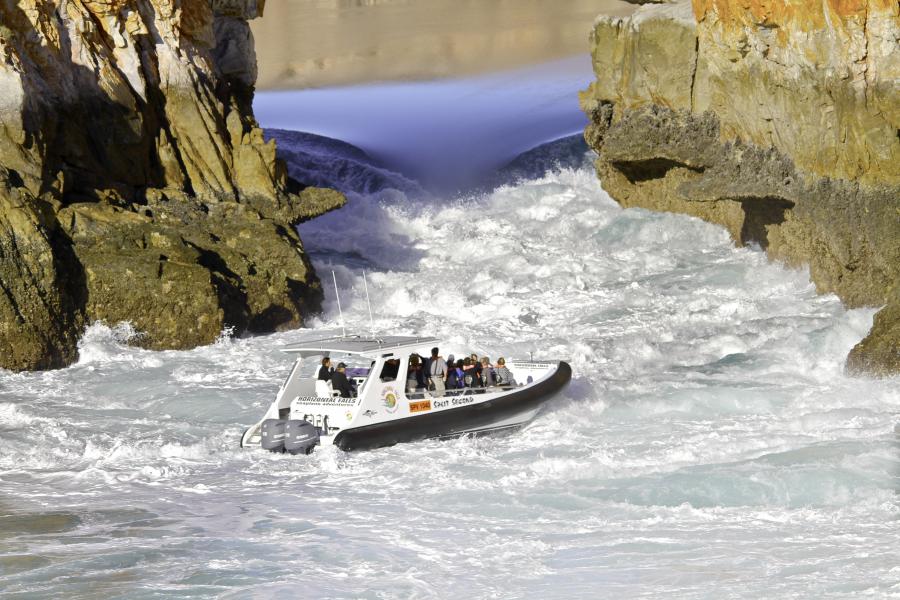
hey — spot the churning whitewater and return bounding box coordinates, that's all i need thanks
[1,144,899,598]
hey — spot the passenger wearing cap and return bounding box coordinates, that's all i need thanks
[331,362,354,398]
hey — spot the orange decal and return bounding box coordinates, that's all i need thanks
[409,400,432,413]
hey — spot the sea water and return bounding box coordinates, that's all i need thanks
[1,67,899,599]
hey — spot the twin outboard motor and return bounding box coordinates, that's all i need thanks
[259,419,320,455]
[284,420,320,455]
[260,419,286,452]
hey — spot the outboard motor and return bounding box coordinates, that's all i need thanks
[260,419,287,452]
[284,420,320,455]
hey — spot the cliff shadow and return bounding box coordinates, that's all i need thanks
[737,196,794,250]
[184,241,251,333]
[612,157,705,184]
[22,4,171,202]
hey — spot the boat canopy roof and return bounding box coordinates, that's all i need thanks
[281,335,441,358]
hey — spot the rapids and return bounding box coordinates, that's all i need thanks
[2,65,899,596]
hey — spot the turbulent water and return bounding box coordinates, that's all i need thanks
[2,126,900,596]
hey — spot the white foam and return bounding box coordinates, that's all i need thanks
[1,162,898,598]
[0,402,37,427]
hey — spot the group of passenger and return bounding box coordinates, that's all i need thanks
[317,357,355,398]
[411,347,516,396]
[317,347,517,399]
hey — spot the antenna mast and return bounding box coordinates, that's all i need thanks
[363,270,375,336]
[332,270,346,338]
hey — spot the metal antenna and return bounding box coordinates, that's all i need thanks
[363,270,375,336]
[332,270,346,338]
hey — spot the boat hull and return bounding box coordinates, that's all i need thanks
[332,361,571,451]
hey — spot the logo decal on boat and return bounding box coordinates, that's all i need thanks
[382,386,399,413]
[409,400,431,413]
[345,411,353,421]
[292,395,356,407]
[363,409,377,418]
[434,396,475,409]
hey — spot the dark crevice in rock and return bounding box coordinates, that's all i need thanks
[48,227,88,315]
[0,279,25,324]
[612,157,705,184]
[283,277,324,329]
[248,304,295,334]
[689,35,699,112]
[156,255,167,278]
[735,196,794,249]
[35,222,87,369]
[209,271,251,334]
[7,170,24,189]
[185,241,250,332]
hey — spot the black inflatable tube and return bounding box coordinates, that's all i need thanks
[333,361,572,451]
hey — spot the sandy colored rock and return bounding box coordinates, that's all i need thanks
[55,186,340,351]
[581,0,900,375]
[692,0,900,185]
[57,200,225,350]
[847,292,900,377]
[0,178,83,371]
[0,0,344,371]
[588,1,697,112]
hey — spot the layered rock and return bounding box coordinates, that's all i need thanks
[581,0,900,376]
[0,183,84,370]
[0,0,344,370]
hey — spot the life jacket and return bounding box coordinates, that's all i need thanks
[446,367,464,389]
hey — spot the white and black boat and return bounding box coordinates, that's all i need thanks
[240,335,571,453]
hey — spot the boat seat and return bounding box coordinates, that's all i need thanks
[315,380,333,398]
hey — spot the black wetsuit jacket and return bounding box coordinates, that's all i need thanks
[331,370,353,398]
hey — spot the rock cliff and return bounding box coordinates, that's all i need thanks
[0,0,344,371]
[581,0,899,376]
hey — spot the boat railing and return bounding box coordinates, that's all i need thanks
[406,384,518,400]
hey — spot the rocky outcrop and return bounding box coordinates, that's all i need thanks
[0,185,84,371]
[0,0,344,371]
[581,0,900,376]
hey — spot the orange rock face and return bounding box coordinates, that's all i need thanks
[582,0,900,375]
[692,0,883,30]
[691,0,899,183]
